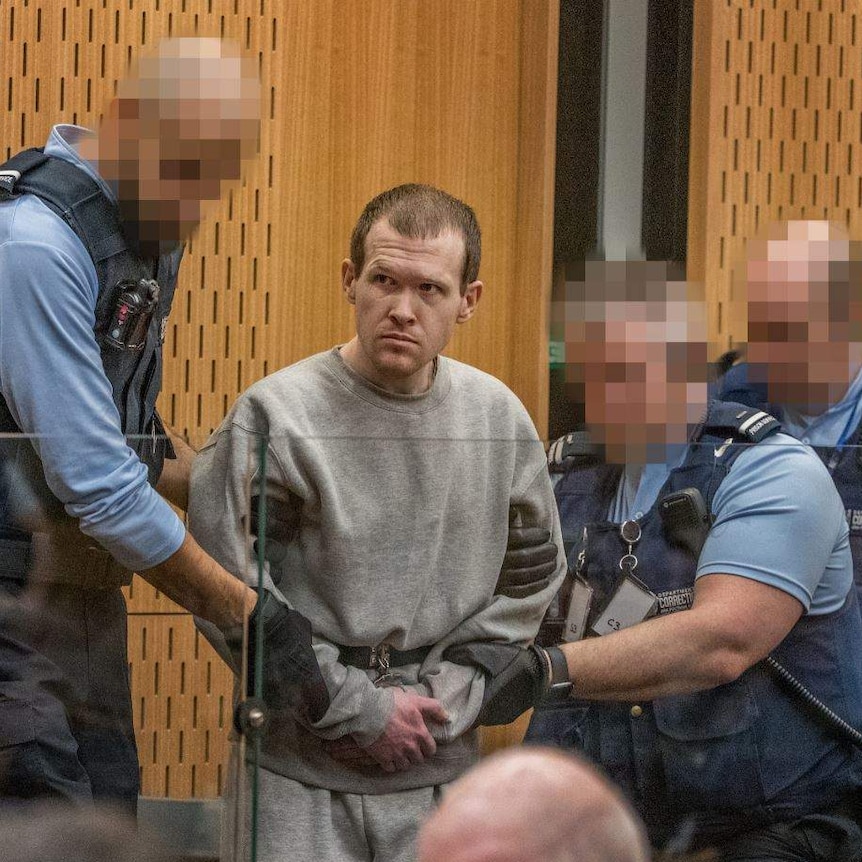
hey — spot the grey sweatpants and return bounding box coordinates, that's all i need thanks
[222,765,446,862]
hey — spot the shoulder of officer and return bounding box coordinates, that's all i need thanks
[712,349,742,379]
[547,429,602,473]
[695,401,781,444]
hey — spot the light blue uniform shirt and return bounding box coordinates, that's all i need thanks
[608,446,688,523]
[777,365,862,449]
[0,125,185,571]
[606,433,851,616]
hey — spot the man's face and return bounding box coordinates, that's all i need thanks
[565,298,708,463]
[341,219,481,394]
[120,118,251,247]
[745,223,859,410]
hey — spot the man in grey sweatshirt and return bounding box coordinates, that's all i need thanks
[189,184,565,862]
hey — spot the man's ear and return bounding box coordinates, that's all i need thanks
[457,281,483,323]
[341,259,357,304]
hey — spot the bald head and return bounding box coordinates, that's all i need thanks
[92,37,260,253]
[418,748,650,862]
[744,219,862,411]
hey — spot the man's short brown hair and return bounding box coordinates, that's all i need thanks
[349,184,481,289]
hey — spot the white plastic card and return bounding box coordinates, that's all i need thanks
[591,577,658,636]
[563,577,594,642]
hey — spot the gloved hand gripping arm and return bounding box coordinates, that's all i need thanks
[495,526,559,598]
[231,493,329,723]
[443,641,570,726]
[465,515,564,724]
[223,590,330,724]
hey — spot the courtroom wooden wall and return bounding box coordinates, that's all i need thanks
[688,0,862,353]
[1,0,559,796]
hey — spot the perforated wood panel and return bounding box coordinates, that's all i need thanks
[688,0,862,353]
[2,1,558,796]
[126,594,232,798]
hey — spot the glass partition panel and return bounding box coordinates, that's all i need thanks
[1,431,860,861]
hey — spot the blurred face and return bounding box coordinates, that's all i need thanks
[100,46,260,253]
[565,298,708,463]
[340,219,482,394]
[118,116,253,247]
[745,222,860,412]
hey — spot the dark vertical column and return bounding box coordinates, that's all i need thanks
[548,0,603,440]
[549,0,694,439]
[641,0,694,264]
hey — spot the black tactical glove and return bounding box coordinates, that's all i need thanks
[229,591,330,724]
[249,493,302,575]
[444,642,552,726]
[495,527,559,599]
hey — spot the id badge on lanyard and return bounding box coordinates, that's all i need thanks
[591,575,658,635]
[564,519,658,641]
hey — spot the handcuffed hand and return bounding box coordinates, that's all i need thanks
[324,688,448,772]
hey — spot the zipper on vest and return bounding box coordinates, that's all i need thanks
[576,526,588,575]
[138,349,159,436]
[140,352,157,401]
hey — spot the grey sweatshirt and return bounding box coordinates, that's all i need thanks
[189,348,565,794]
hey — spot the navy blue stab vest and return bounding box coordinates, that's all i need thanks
[0,149,181,557]
[528,401,862,847]
[716,358,862,603]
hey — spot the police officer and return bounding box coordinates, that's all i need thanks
[447,262,862,859]
[0,38,328,813]
[714,221,862,604]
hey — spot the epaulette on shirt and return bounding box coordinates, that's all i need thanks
[549,403,778,474]
[696,401,782,444]
[547,429,602,473]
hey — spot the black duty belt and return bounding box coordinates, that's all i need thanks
[338,643,432,673]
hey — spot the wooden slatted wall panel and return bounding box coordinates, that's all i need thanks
[2,1,559,796]
[688,0,862,353]
[127,601,232,798]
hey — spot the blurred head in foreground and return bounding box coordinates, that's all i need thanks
[0,805,177,862]
[418,747,650,862]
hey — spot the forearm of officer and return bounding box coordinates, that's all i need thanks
[138,530,257,630]
[155,428,197,511]
[559,572,803,701]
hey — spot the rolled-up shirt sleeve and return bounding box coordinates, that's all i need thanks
[0,202,185,572]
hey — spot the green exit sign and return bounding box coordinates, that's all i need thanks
[549,340,565,368]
